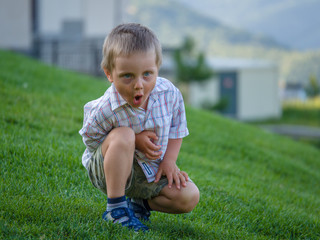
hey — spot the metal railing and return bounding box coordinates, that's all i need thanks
[34,38,104,76]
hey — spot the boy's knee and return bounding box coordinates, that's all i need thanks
[181,184,200,213]
[102,127,135,154]
[171,183,200,213]
[115,127,135,141]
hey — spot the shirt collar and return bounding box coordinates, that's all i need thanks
[110,84,127,111]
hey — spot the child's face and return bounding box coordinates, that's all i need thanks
[105,50,158,109]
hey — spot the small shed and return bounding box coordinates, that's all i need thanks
[189,58,281,121]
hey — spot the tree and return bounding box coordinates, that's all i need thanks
[305,74,320,97]
[173,36,213,83]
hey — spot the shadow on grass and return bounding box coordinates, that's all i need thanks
[149,215,213,239]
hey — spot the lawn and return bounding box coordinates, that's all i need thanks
[1,50,320,239]
[252,104,320,128]
[250,99,320,149]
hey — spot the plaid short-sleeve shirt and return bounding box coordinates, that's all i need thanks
[79,77,189,182]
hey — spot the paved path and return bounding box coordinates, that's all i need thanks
[259,124,320,139]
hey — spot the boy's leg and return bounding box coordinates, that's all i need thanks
[100,127,148,231]
[101,127,135,198]
[148,181,200,214]
[125,161,199,216]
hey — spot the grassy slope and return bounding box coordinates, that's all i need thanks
[0,50,319,239]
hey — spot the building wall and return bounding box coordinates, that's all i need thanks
[189,77,219,108]
[38,0,122,38]
[84,0,122,37]
[35,0,125,75]
[38,0,82,36]
[238,67,281,121]
[188,64,281,121]
[0,0,32,50]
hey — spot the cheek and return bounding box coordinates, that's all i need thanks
[150,81,156,91]
[122,86,133,97]
[146,79,156,91]
[114,83,131,97]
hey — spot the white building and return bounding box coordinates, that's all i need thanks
[0,0,125,48]
[0,0,33,51]
[189,58,282,121]
[36,0,125,40]
[0,0,125,74]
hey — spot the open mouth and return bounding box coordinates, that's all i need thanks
[133,95,143,105]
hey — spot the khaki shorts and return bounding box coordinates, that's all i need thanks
[87,145,169,199]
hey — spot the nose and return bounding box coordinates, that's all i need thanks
[134,77,143,90]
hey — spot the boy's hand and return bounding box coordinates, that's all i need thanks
[135,131,162,160]
[154,160,188,190]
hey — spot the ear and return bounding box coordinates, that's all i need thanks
[103,68,113,83]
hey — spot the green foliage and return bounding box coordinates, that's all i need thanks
[1,50,320,239]
[305,74,320,97]
[282,107,320,127]
[173,36,213,83]
[202,97,229,112]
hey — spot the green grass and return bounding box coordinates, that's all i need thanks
[1,50,320,239]
[253,108,320,128]
[251,107,320,148]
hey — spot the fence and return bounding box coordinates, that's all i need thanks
[35,38,104,76]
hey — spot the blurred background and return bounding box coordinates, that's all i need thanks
[1,0,319,146]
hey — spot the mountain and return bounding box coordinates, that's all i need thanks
[177,0,320,50]
[124,0,286,50]
[124,0,320,86]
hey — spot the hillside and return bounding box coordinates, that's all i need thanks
[177,0,320,50]
[125,0,320,86]
[1,50,320,239]
[125,0,285,50]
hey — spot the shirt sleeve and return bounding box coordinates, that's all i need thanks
[79,99,113,152]
[169,87,189,139]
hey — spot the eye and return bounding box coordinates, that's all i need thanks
[143,71,152,77]
[123,73,133,79]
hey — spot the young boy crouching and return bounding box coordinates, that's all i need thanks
[79,23,200,232]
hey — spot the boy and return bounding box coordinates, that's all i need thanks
[79,23,199,232]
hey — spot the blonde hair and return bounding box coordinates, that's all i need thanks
[101,23,162,72]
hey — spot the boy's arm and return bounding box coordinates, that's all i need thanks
[154,138,189,189]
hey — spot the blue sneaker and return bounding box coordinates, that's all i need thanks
[102,207,148,232]
[127,198,151,222]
